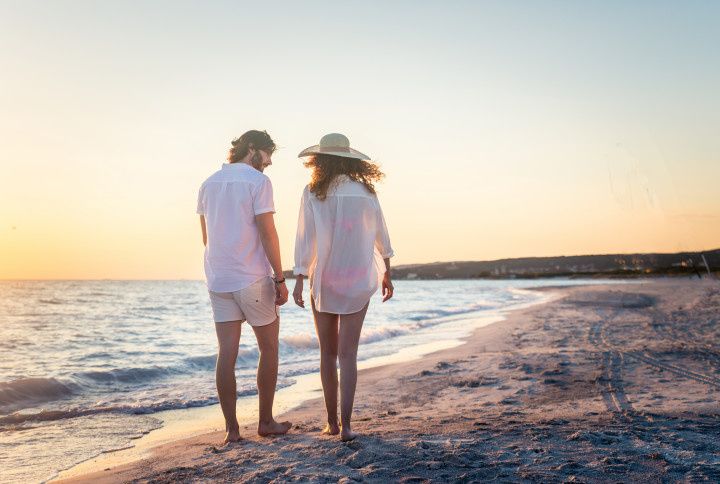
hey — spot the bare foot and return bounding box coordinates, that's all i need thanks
[340,428,358,442]
[222,429,241,445]
[257,419,292,437]
[322,422,340,435]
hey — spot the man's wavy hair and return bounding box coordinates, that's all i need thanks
[304,154,384,201]
[228,130,276,166]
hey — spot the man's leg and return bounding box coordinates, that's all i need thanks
[312,298,340,435]
[252,318,292,436]
[215,321,242,444]
[337,302,369,441]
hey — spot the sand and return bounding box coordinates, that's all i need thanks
[55,279,720,483]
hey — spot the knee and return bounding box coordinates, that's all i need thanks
[320,347,338,361]
[338,348,357,362]
[257,341,278,356]
[216,349,238,365]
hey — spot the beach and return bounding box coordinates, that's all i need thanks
[52,278,720,483]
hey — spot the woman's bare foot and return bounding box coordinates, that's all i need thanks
[222,428,241,445]
[257,419,292,437]
[340,428,358,442]
[322,422,340,435]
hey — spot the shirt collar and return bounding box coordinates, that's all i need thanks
[222,162,252,170]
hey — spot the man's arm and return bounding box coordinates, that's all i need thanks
[200,215,207,247]
[256,212,288,305]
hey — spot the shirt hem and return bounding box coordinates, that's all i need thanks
[254,207,276,215]
[207,274,272,294]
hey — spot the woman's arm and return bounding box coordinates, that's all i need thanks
[293,189,316,308]
[374,196,394,302]
[382,257,393,302]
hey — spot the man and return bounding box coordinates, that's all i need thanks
[197,130,291,444]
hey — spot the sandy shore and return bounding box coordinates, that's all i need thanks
[56,279,720,483]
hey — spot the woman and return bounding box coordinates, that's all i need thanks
[293,133,394,441]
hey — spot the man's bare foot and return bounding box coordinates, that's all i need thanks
[257,419,292,437]
[222,429,241,445]
[340,428,358,442]
[322,422,340,435]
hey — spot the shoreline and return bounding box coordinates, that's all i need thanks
[53,289,556,482]
[55,278,720,482]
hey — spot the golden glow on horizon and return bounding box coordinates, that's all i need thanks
[1,2,718,279]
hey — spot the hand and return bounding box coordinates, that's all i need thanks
[382,273,394,302]
[275,281,288,306]
[293,276,305,308]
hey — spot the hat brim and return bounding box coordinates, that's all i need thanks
[298,145,371,161]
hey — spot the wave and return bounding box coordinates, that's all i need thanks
[76,366,177,384]
[183,348,259,370]
[0,377,78,411]
[0,396,219,426]
[360,326,412,344]
[281,334,317,350]
[279,304,498,351]
[404,301,498,323]
[72,348,259,386]
[0,380,286,426]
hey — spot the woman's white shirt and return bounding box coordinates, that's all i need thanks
[293,176,394,314]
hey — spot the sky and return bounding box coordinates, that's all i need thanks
[0,0,718,279]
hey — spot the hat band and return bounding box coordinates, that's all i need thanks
[318,146,351,152]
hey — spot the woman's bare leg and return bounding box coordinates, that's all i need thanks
[338,302,369,441]
[215,321,242,444]
[252,318,292,436]
[312,298,340,434]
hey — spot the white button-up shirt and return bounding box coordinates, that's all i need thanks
[197,163,275,292]
[293,176,394,314]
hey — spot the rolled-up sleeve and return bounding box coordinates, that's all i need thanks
[293,187,317,276]
[374,196,394,258]
[252,177,275,215]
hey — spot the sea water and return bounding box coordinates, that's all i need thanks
[0,279,616,482]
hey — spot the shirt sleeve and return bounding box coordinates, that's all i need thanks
[252,177,276,215]
[196,184,205,215]
[374,195,394,258]
[293,187,317,276]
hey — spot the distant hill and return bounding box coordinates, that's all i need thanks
[391,248,720,280]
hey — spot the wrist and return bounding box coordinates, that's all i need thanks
[273,275,286,284]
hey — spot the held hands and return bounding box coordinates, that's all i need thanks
[293,276,305,308]
[382,272,394,302]
[274,279,289,306]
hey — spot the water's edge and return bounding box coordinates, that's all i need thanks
[53,290,557,482]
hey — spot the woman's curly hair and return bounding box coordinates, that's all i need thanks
[304,154,384,200]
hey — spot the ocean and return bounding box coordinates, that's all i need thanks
[0,279,615,482]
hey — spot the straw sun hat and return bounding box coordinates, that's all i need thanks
[298,133,371,161]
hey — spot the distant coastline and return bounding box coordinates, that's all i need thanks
[383,248,720,280]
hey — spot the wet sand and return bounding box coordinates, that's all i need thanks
[56,279,720,482]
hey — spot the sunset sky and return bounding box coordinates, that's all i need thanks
[1,1,718,279]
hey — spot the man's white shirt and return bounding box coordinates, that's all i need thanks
[197,163,275,292]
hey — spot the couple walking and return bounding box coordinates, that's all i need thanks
[196,130,394,443]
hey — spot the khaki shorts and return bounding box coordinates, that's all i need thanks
[209,276,278,326]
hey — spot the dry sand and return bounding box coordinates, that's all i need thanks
[57,279,720,483]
